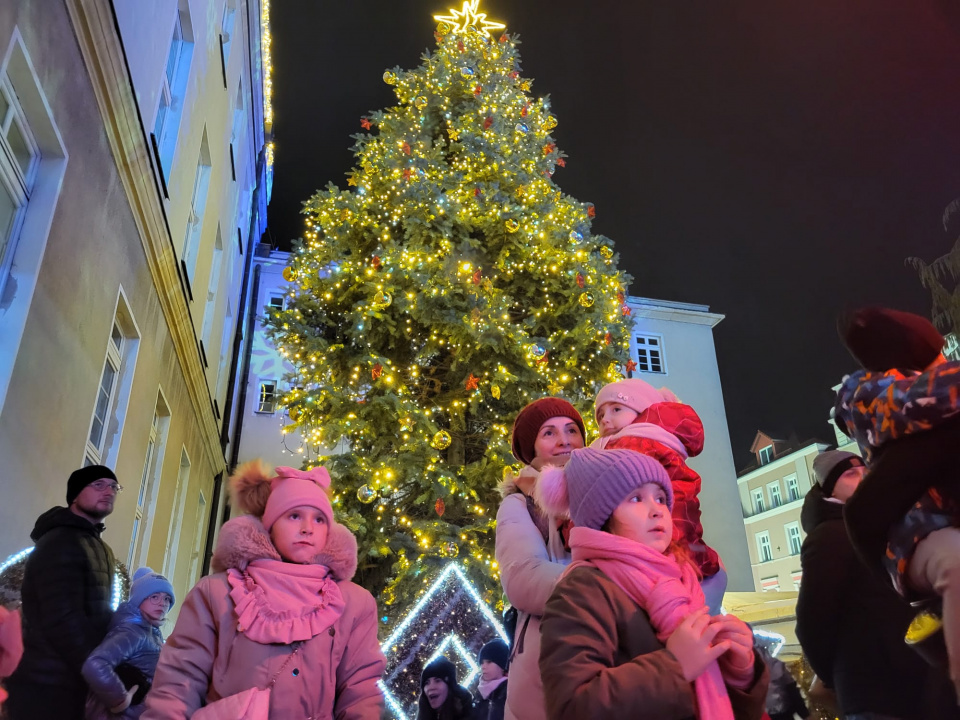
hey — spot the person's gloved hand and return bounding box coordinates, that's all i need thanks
[665,607,730,681]
[110,685,139,714]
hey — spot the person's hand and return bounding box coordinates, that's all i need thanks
[710,615,755,687]
[665,608,730,681]
[110,685,138,714]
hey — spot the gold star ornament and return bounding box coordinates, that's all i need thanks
[434,0,505,37]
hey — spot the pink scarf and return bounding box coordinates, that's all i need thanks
[477,676,508,700]
[567,527,733,720]
[227,558,345,644]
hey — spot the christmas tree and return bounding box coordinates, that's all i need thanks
[266,0,633,615]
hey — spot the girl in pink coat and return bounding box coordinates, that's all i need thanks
[141,462,386,720]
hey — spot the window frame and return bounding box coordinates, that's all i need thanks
[256,379,278,414]
[153,13,184,163]
[751,487,765,514]
[785,473,800,502]
[759,445,774,465]
[634,333,666,374]
[767,480,782,508]
[756,530,772,563]
[785,522,803,556]
[85,321,124,465]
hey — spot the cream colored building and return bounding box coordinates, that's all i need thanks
[0,0,272,605]
[738,432,830,592]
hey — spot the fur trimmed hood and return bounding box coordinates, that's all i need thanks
[210,514,358,582]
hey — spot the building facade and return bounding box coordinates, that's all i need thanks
[0,0,272,606]
[738,432,830,592]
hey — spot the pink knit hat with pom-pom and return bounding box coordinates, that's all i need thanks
[262,466,333,531]
[594,378,678,422]
[229,461,334,531]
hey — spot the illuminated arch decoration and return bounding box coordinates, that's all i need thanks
[0,546,130,610]
[379,563,508,719]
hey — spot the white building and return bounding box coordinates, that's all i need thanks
[0,0,272,605]
[624,297,752,590]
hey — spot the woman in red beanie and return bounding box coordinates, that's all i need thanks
[495,397,586,720]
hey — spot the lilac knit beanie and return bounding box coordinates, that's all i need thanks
[537,447,673,530]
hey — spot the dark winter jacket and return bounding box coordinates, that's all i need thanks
[82,601,163,719]
[539,565,768,720]
[795,485,927,717]
[9,507,117,689]
[417,684,475,720]
[472,680,507,720]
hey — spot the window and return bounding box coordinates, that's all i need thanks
[792,570,803,590]
[215,299,234,406]
[756,531,772,563]
[759,445,774,465]
[767,480,782,508]
[785,474,800,502]
[760,576,780,592]
[634,334,665,374]
[187,490,208,586]
[257,380,277,413]
[267,294,285,311]
[182,131,212,285]
[128,393,171,568]
[786,522,803,556]
[200,226,224,351]
[163,448,192,582]
[751,487,765,514]
[0,75,40,300]
[153,7,194,180]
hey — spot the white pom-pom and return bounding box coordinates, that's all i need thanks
[534,465,570,518]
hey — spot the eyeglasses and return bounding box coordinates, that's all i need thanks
[89,480,123,494]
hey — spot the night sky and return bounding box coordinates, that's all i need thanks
[267,0,960,468]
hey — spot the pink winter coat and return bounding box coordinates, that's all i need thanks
[495,472,570,720]
[141,516,385,720]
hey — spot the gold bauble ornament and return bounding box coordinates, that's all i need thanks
[432,430,452,450]
[357,484,377,504]
[608,362,622,378]
[399,416,414,432]
[339,208,352,222]
[282,266,294,282]
[383,71,398,85]
[415,96,428,110]
[287,406,301,422]
[372,291,392,310]
[437,20,452,35]
[491,384,501,399]
[579,292,595,308]
[505,219,520,233]
[600,246,613,260]
[543,115,558,131]
[440,541,459,558]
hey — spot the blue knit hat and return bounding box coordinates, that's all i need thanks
[128,567,175,609]
[538,447,673,531]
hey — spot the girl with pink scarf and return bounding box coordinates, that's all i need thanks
[141,462,385,720]
[536,448,768,720]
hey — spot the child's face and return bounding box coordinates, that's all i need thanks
[831,465,866,502]
[480,659,505,682]
[139,593,173,626]
[596,402,639,437]
[270,505,329,564]
[532,416,584,463]
[606,483,672,552]
[423,677,449,709]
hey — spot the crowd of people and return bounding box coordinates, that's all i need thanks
[0,305,956,720]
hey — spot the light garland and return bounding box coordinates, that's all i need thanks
[379,562,508,719]
[0,546,32,574]
[0,546,127,611]
[260,0,273,134]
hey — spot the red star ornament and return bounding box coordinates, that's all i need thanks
[474,187,481,197]
[372,255,381,270]
[587,205,596,218]
[372,364,383,380]
[483,116,493,130]
[360,117,372,130]
[576,272,585,288]
[465,374,480,391]
[500,34,509,43]
[625,360,638,373]
[403,168,413,181]
[458,40,465,52]
[472,270,482,285]
[521,104,529,117]
[435,498,446,517]
[402,142,411,155]
[557,158,566,167]
[604,332,612,346]
[474,85,482,97]
[621,305,631,316]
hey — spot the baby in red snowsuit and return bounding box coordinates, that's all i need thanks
[591,378,727,613]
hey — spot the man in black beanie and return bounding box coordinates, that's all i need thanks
[5,465,120,720]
